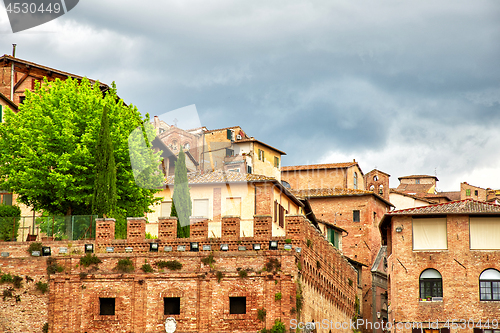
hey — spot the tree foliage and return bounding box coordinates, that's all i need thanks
[172,147,191,238]
[0,205,21,241]
[92,105,117,217]
[0,78,162,237]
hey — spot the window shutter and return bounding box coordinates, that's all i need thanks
[227,129,232,140]
[247,166,252,174]
[274,200,278,222]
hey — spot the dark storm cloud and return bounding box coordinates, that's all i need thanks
[1,0,499,189]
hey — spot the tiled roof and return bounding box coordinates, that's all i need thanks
[282,162,358,171]
[1,55,108,88]
[389,189,438,204]
[396,183,434,193]
[290,187,372,198]
[435,191,460,201]
[204,126,241,133]
[398,175,439,181]
[234,138,286,155]
[388,199,500,215]
[165,169,275,185]
[366,169,391,177]
[290,187,394,207]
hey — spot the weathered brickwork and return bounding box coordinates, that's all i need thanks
[0,214,357,333]
[127,217,146,242]
[221,216,240,239]
[253,215,272,239]
[383,213,500,333]
[189,218,208,239]
[95,218,116,244]
[158,217,177,240]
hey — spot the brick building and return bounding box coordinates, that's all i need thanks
[379,199,500,333]
[0,210,358,333]
[281,161,365,190]
[290,187,394,331]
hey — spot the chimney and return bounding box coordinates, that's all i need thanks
[12,44,16,57]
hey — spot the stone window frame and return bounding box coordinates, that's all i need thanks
[93,292,121,321]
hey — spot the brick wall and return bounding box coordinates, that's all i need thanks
[95,218,115,244]
[158,217,177,240]
[387,214,500,332]
[221,216,240,239]
[254,215,272,239]
[127,217,146,242]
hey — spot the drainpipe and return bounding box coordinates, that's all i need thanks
[10,44,16,101]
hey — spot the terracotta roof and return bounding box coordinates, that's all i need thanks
[282,162,358,172]
[290,187,394,207]
[389,189,438,204]
[398,175,439,181]
[165,169,275,185]
[0,91,18,111]
[366,169,391,177]
[396,183,434,193]
[436,191,461,201]
[387,199,500,215]
[1,55,109,89]
[204,126,241,133]
[234,138,286,155]
[317,219,347,233]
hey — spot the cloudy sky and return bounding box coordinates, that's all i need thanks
[1,0,499,191]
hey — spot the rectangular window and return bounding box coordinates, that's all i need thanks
[274,156,279,168]
[193,199,209,218]
[327,228,339,248]
[470,217,500,250]
[226,148,234,157]
[466,189,471,196]
[412,218,447,250]
[19,96,26,104]
[475,190,479,196]
[164,297,181,315]
[225,197,241,217]
[247,166,252,174]
[0,192,12,206]
[229,297,246,314]
[99,298,115,315]
[161,201,172,217]
[227,129,232,140]
[419,279,442,298]
[353,210,360,222]
[415,179,420,184]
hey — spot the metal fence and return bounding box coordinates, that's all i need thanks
[13,215,98,241]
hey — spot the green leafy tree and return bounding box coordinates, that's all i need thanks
[0,205,21,241]
[92,106,117,217]
[172,147,191,238]
[0,78,162,238]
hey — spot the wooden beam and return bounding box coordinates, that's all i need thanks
[13,71,29,92]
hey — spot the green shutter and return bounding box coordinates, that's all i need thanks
[227,129,232,140]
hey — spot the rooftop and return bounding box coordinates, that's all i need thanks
[165,169,276,185]
[290,187,394,207]
[387,199,500,215]
[282,162,358,172]
[398,174,439,181]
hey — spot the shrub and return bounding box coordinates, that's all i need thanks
[238,269,248,278]
[306,239,312,247]
[145,232,155,239]
[270,319,286,333]
[42,322,49,333]
[115,258,134,273]
[13,275,23,289]
[257,308,266,321]
[0,205,21,241]
[141,263,154,273]
[79,272,88,279]
[36,281,49,294]
[274,292,282,301]
[2,288,13,299]
[285,238,292,244]
[201,253,216,266]
[79,253,102,267]
[216,271,223,283]
[264,258,281,273]
[156,260,182,271]
[0,273,13,283]
[27,242,43,255]
[46,257,63,275]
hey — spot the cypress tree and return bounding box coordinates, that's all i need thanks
[172,147,191,238]
[92,106,117,217]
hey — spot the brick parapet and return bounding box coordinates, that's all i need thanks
[95,218,115,244]
[221,216,240,240]
[190,218,208,239]
[158,217,178,240]
[126,217,146,242]
[253,215,272,239]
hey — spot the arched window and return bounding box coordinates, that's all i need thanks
[419,269,442,299]
[353,172,358,189]
[369,185,375,191]
[479,269,500,301]
[379,185,384,195]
